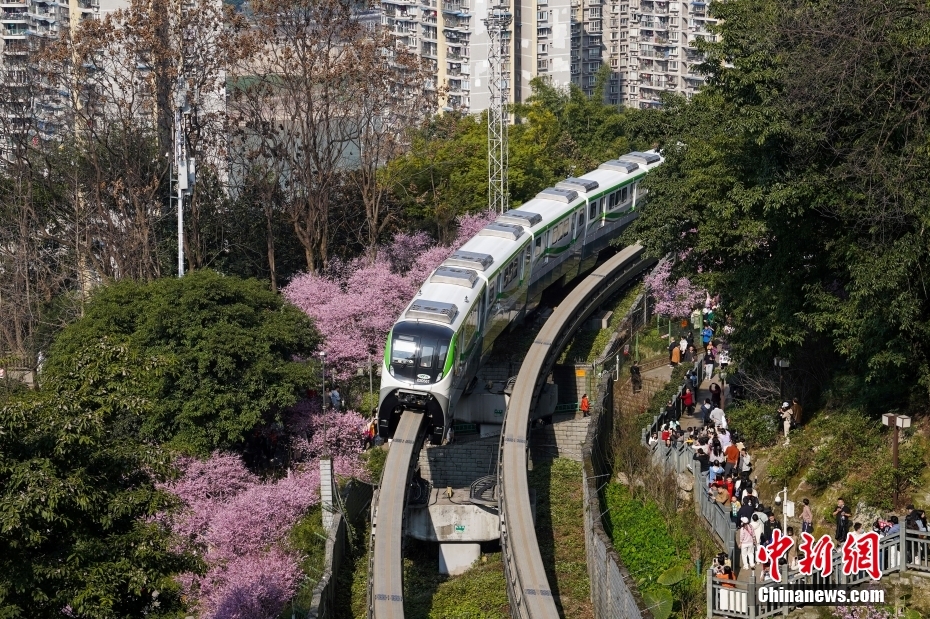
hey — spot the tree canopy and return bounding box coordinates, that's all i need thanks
[0,340,198,618]
[625,0,930,410]
[44,271,321,454]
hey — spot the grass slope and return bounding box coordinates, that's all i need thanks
[529,458,593,619]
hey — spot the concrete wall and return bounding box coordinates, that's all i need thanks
[418,436,500,489]
[552,363,595,405]
[582,373,651,619]
[304,480,373,619]
[530,416,590,462]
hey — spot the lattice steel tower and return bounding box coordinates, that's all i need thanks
[483,5,512,213]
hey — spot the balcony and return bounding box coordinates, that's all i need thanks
[441,1,468,14]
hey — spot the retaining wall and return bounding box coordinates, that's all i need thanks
[582,372,650,619]
[418,436,500,489]
[530,415,590,462]
[304,480,373,619]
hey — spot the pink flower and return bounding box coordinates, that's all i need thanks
[643,260,706,319]
[283,213,496,380]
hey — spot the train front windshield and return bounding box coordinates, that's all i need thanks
[389,322,452,385]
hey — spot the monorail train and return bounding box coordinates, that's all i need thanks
[377,150,664,443]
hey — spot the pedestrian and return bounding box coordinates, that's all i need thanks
[740,446,752,481]
[630,361,642,393]
[671,342,681,367]
[786,526,799,570]
[724,441,740,476]
[702,324,714,349]
[704,347,716,381]
[683,387,695,416]
[665,397,678,422]
[833,497,852,543]
[710,383,722,408]
[791,397,803,426]
[580,393,590,417]
[710,405,726,429]
[718,347,730,373]
[700,398,713,426]
[740,517,757,570]
[679,335,688,355]
[779,402,792,445]
[668,338,678,366]
[330,387,341,410]
[751,513,764,549]
[801,498,813,534]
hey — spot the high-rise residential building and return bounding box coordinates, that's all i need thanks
[0,0,131,156]
[380,0,716,113]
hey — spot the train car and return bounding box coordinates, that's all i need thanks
[377,151,663,443]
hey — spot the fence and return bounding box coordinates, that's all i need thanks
[582,371,651,619]
[636,360,930,618]
[708,530,930,619]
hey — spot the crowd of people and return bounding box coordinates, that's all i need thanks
[646,300,928,585]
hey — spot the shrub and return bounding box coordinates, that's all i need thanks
[725,402,779,448]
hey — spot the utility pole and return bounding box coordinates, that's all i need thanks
[483,5,512,214]
[174,107,186,277]
[173,0,195,277]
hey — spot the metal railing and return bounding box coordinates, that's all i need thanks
[707,531,930,618]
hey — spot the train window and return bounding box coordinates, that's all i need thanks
[389,323,453,384]
[534,236,543,257]
[621,186,629,202]
[437,344,449,371]
[577,212,584,235]
[609,191,618,210]
[589,200,598,219]
[392,337,417,367]
[462,303,479,351]
[503,258,519,286]
[419,345,435,368]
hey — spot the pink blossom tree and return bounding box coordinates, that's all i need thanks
[643,259,707,319]
[162,402,368,618]
[283,212,496,380]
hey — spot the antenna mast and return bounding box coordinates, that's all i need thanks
[483,5,512,214]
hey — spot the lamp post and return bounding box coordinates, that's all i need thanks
[774,357,790,401]
[773,486,794,539]
[882,413,912,508]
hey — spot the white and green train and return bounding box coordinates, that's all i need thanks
[377,151,664,443]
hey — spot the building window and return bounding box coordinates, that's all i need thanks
[537,42,547,53]
[537,27,551,37]
[589,6,601,17]
[537,10,548,20]
[590,20,601,31]
[537,58,549,70]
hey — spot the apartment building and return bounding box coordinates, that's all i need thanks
[0,0,130,155]
[381,0,715,113]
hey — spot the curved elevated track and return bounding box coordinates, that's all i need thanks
[500,244,654,618]
[368,410,425,619]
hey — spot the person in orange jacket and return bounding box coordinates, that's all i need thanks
[580,394,590,417]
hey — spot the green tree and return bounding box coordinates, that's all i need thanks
[44,271,321,454]
[0,340,199,618]
[625,0,930,410]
